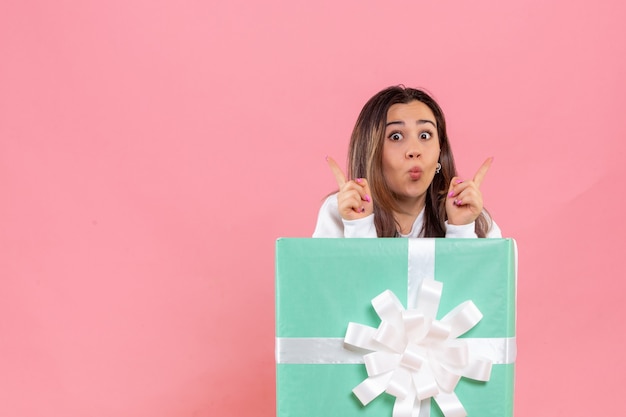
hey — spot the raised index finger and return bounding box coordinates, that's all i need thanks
[473,157,493,188]
[326,156,346,187]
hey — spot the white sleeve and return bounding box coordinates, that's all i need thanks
[486,218,503,238]
[312,194,378,238]
[444,212,503,238]
[444,221,478,238]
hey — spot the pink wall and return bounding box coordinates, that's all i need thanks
[2,1,625,415]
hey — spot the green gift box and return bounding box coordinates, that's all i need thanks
[275,238,517,417]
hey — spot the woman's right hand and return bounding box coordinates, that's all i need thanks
[327,156,374,220]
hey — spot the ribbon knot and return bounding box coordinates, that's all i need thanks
[344,281,492,417]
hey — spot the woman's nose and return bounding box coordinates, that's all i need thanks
[406,146,420,159]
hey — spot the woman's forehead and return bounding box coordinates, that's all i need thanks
[386,101,436,125]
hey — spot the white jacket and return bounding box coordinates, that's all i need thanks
[313,194,502,238]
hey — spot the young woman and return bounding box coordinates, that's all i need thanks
[313,85,501,238]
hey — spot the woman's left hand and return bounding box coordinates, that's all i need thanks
[446,157,493,226]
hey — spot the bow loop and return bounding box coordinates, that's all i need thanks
[364,351,400,376]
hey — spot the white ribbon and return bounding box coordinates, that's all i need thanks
[344,283,492,417]
[276,337,515,365]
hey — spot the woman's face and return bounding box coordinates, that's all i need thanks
[382,100,441,206]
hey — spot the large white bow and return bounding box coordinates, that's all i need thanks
[344,280,492,417]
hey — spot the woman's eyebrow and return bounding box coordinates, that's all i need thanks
[386,119,436,127]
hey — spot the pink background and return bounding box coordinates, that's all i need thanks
[2,1,625,416]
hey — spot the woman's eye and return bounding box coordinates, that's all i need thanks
[420,132,432,140]
[389,132,403,141]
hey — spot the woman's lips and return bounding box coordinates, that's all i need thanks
[409,167,422,180]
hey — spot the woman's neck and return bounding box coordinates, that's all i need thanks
[393,196,426,235]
